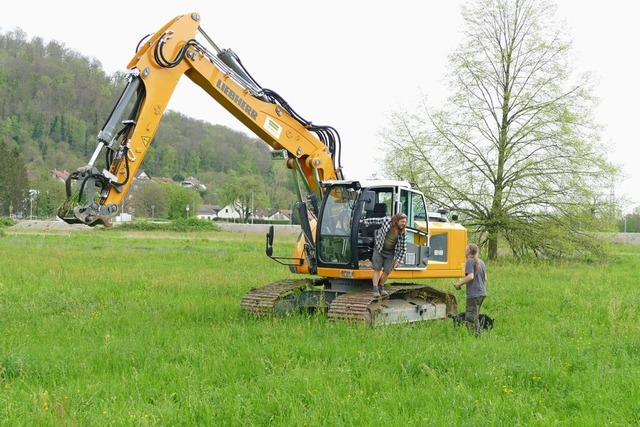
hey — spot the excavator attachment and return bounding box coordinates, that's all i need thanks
[57,203,114,228]
[57,168,119,227]
[240,279,457,326]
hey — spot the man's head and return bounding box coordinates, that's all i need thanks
[466,243,479,257]
[391,213,408,230]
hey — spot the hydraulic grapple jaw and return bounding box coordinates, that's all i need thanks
[57,167,118,227]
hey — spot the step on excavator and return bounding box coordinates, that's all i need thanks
[57,12,467,326]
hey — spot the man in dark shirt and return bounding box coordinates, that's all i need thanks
[454,243,487,336]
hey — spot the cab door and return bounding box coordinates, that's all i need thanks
[399,188,430,268]
[317,186,357,267]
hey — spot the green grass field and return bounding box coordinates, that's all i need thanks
[1,228,638,426]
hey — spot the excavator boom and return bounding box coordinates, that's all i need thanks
[58,12,341,226]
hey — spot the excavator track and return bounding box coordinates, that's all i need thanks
[328,284,457,326]
[240,279,317,316]
[241,279,457,326]
[326,289,378,322]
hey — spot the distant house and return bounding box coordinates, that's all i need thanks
[217,203,242,220]
[135,170,151,180]
[251,207,271,221]
[197,205,222,220]
[50,169,69,182]
[268,209,292,222]
[204,205,277,221]
[181,176,207,190]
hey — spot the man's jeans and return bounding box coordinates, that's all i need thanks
[465,296,486,337]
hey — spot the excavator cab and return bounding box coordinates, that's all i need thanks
[265,178,465,281]
[314,180,435,272]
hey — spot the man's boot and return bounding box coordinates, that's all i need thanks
[372,286,381,299]
[379,285,389,298]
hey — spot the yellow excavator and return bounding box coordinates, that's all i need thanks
[57,12,467,325]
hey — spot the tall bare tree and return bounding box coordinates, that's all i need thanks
[381,0,619,259]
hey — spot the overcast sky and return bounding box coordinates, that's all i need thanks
[2,1,638,211]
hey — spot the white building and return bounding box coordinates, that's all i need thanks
[268,209,292,222]
[197,205,222,220]
[216,203,242,220]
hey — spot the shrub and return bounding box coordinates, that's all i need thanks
[0,218,16,228]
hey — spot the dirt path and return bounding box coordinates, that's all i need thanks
[8,220,300,235]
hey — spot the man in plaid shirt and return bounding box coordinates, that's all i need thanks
[360,213,408,299]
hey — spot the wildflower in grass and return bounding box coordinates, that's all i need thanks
[502,385,514,394]
[572,336,592,351]
[532,376,541,381]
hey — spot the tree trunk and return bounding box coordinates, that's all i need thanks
[488,235,498,260]
[487,196,503,260]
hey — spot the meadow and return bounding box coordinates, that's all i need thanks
[0,227,638,426]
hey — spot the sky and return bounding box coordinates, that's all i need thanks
[1,1,638,212]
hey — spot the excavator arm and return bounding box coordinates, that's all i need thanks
[58,12,343,226]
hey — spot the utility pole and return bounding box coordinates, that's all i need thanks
[29,190,34,220]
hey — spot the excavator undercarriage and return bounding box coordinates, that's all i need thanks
[240,278,457,326]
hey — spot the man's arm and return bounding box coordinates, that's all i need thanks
[361,217,386,226]
[454,272,474,290]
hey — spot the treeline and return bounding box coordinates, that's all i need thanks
[0,29,295,219]
[619,213,640,233]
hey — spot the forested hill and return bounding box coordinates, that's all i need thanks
[0,28,277,200]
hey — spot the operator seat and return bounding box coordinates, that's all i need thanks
[370,203,387,218]
[358,202,387,261]
[364,202,387,236]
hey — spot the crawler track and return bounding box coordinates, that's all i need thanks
[328,284,457,325]
[241,280,457,326]
[326,289,377,322]
[240,279,315,315]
